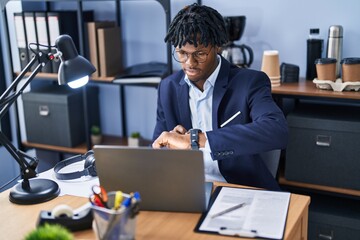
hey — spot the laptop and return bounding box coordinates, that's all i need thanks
[93,145,212,213]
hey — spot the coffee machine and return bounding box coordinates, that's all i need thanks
[221,16,253,68]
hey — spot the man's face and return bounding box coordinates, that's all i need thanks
[175,43,219,86]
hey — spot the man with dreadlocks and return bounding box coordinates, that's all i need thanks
[152,4,288,190]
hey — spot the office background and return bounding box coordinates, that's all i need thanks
[1,0,360,188]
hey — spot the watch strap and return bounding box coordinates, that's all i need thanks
[190,129,201,150]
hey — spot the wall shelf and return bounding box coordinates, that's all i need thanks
[22,135,151,154]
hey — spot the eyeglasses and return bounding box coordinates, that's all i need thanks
[172,47,213,63]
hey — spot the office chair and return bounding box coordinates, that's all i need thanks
[260,149,281,178]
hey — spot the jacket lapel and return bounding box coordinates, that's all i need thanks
[177,78,192,130]
[212,57,230,130]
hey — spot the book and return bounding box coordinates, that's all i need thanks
[97,26,123,77]
[195,186,290,239]
[86,21,116,77]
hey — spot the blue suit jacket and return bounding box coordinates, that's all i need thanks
[153,56,288,190]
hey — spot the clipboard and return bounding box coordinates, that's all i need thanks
[194,186,290,239]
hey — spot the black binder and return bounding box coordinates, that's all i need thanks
[13,12,29,70]
[23,12,38,72]
[35,12,52,73]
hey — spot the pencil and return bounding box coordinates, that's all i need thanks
[220,111,241,128]
[211,202,246,218]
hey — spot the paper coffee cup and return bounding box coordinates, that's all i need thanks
[341,58,360,82]
[315,58,337,81]
[261,50,281,78]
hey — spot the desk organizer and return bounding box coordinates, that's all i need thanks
[313,78,360,92]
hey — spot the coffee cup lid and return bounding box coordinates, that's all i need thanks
[340,57,360,64]
[314,58,337,64]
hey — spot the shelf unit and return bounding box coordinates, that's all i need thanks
[2,0,172,155]
[272,80,360,198]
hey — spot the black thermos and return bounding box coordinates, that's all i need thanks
[306,28,323,80]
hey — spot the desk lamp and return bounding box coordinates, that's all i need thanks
[0,34,95,204]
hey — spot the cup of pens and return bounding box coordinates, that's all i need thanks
[91,190,141,240]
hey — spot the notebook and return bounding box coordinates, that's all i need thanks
[93,145,212,213]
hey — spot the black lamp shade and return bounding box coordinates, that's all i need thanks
[56,35,96,88]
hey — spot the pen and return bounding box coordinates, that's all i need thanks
[211,202,246,218]
[219,227,257,238]
[220,111,241,128]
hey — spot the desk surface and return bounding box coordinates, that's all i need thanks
[272,80,360,100]
[0,182,310,240]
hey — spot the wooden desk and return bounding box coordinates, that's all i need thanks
[0,182,310,240]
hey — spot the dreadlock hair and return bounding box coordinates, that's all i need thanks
[164,3,228,48]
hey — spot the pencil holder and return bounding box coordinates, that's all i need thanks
[92,192,138,240]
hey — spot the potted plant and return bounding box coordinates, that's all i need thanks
[128,131,141,147]
[91,125,102,145]
[25,223,73,240]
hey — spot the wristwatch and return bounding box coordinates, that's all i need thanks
[190,129,202,150]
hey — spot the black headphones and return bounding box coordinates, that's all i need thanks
[54,150,97,180]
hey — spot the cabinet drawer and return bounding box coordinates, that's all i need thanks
[285,103,360,190]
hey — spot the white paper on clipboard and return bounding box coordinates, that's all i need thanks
[198,187,290,239]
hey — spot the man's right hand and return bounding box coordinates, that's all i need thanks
[152,129,191,149]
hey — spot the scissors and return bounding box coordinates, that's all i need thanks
[89,185,108,208]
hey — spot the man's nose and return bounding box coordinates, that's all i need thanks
[185,53,197,64]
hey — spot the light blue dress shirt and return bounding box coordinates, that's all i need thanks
[184,56,226,182]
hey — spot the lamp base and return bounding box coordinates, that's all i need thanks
[9,179,60,204]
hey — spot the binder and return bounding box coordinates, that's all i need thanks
[86,21,116,77]
[47,11,94,73]
[23,12,38,72]
[97,26,123,77]
[35,12,52,73]
[13,12,29,70]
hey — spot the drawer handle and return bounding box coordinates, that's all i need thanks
[39,105,49,116]
[318,233,333,240]
[316,135,331,147]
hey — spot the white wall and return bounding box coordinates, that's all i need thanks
[118,0,360,139]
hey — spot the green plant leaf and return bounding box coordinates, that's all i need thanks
[130,132,141,138]
[24,224,74,240]
[91,125,101,135]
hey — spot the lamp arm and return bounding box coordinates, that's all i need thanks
[0,52,50,103]
[0,54,44,120]
[0,51,51,181]
[0,52,40,102]
[0,132,37,179]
